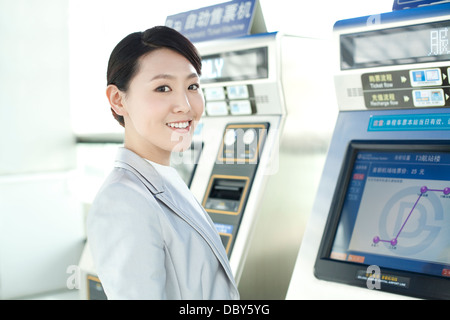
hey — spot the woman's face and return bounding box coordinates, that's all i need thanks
[119,48,204,164]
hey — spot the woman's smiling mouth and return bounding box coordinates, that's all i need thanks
[166,120,192,130]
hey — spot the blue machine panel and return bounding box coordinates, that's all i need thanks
[313,4,450,298]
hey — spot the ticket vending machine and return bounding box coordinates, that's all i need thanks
[192,34,286,282]
[79,31,334,299]
[287,4,450,300]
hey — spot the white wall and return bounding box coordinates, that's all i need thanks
[262,0,394,38]
[0,0,84,299]
[0,0,75,174]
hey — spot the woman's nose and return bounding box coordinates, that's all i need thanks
[172,91,191,113]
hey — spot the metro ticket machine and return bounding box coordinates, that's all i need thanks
[194,32,303,281]
[287,4,450,300]
[79,32,332,299]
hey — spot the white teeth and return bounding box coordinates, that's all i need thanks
[167,121,190,129]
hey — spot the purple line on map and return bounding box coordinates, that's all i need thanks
[373,186,449,246]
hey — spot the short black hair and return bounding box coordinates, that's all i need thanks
[106,26,202,127]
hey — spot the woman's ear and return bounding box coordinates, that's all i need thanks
[106,84,127,117]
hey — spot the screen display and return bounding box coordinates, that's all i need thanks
[329,142,450,281]
[201,47,268,83]
[341,21,450,69]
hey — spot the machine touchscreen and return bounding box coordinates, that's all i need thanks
[315,141,450,299]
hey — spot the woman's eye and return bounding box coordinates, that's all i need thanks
[156,85,171,92]
[189,83,200,90]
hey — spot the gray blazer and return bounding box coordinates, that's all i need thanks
[87,148,239,300]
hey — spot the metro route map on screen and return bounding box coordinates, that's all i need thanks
[330,143,450,279]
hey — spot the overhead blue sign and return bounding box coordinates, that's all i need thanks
[165,0,265,43]
[393,0,450,10]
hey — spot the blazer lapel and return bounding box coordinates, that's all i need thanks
[113,148,236,284]
[154,192,235,281]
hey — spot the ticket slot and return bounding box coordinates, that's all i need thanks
[204,176,250,215]
[203,174,251,257]
[210,179,245,201]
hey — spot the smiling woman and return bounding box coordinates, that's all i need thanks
[107,47,203,164]
[87,26,240,300]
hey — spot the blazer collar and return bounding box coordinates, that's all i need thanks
[114,147,165,194]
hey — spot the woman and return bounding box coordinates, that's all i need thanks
[87,26,239,300]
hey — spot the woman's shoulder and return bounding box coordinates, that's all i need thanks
[89,167,161,219]
[99,166,152,196]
